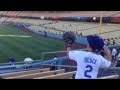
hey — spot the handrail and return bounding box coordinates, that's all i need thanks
[98,75,119,79]
[41,48,87,60]
[0,59,43,66]
[41,64,77,68]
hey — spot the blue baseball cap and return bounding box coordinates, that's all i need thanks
[86,35,104,52]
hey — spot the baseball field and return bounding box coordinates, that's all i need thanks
[0,23,64,63]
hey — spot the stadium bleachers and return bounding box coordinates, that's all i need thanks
[98,75,119,79]
[35,71,75,79]
[1,11,120,17]
[28,21,120,40]
[5,69,65,79]
[10,17,119,38]
[0,11,119,41]
[12,18,52,25]
[0,65,119,79]
[1,16,118,45]
[0,68,50,78]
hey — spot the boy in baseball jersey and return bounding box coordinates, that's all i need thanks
[67,35,112,79]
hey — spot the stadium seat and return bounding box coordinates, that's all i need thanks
[35,71,76,79]
[98,75,119,79]
[5,69,65,79]
[0,68,50,78]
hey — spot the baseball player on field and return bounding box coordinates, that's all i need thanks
[63,32,112,79]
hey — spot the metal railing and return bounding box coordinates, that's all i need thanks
[98,75,119,79]
[41,48,87,60]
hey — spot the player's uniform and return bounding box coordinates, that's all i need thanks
[69,50,111,79]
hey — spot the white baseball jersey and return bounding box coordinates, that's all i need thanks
[69,50,111,79]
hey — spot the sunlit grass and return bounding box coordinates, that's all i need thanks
[0,24,64,63]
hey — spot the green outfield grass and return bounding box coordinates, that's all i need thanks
[0,24,64,63]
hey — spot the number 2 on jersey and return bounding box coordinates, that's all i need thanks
[84,65,93,78]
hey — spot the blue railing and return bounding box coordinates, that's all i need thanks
[0,56,68,73]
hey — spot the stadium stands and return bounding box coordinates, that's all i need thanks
[1,65,120,79]
[9,18,119,39]
[0,11,120,41]
[4,17,118,39]
[98,75,119,79]
[0,68,50,78]
[1,11,120,17]
[5,69,65,79]
[35,71,75,79]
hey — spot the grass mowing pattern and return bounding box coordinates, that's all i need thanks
[0,24,64,63]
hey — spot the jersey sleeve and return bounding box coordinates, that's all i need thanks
[100,57,111,68]
[69,51,82,62]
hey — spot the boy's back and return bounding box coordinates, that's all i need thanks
[69,50,111,79]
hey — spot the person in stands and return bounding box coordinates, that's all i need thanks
[111,48,117,66]
[24,58,33,69]
[8,56,15,66]
[51,56,58,70]
[107,38,110,46]
[112,39,115,45]
[44,30,47,37]
[116,50,120,67]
